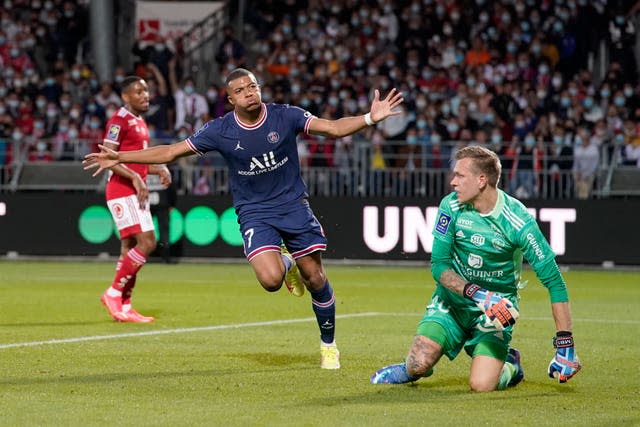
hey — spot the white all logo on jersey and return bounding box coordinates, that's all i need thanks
[249,151,277,171]
[468,253,483,269]
[470,234,485,246]
[238,151,289,176]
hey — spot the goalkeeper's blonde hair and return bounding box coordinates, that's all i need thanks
[455,145,502,188]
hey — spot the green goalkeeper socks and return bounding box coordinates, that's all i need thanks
[497,361,517,390]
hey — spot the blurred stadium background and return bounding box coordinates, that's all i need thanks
[0,0,639,265]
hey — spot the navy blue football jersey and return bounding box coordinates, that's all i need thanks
[186,103,315,216]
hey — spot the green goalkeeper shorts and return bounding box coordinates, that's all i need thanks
[416,293,512,361]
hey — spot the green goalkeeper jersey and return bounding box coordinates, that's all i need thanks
[431,190,568,308]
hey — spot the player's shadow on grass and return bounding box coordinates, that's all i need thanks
[309,378,580,404]
[232,351,316,367]
[0,367,303,387]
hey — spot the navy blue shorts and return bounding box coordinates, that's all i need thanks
[240,200,327,261]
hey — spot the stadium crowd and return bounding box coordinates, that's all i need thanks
[1,0,640,199]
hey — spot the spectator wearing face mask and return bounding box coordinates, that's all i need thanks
[40,74,61,103]
[56,1,88,65]
[215,24,247,71]
[52,117,71,160]
[79,114,103,154]
[205,83,225,119]
[84,95,105,121]
[509,132,538,199]
[104,102,118,121]
[2,43,34,73]
[144,63,171,133]
[15,102,34,136]
[67,63,91,104]
[573,127,600,199]
[266,45,292,78]
[57,93,73,118]
[28,140,54,163]
[582,94,604,123]
[95,83,121,109]
[43,102,59,135]
[608,12,637,83]
[170,75,208,132]
[8,123,24,142]
[546,127,574,198]
[33,94,48,116]
[68,102,85,127]
[465,36,490,68]
[132,34,174,85]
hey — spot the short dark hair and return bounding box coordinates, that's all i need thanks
[120,76,145,95]
[225,68,253,86]
[455,145,502,187]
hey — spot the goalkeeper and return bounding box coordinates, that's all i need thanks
[371,146,581,391]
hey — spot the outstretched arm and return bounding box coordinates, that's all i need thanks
[308,88,404,138]
[83,141,193,176]
[547,301,581,383]
[551,301,573,332]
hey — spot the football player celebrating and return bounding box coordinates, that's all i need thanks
[99,76,171,323]
[371,146,581,390]
[85,68,403,369]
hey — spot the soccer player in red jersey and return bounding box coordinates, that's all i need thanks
[99,76,171,323]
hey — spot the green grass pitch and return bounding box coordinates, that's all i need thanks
[0,261,638,426]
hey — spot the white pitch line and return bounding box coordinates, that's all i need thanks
[1,312,638,350]
[0,312,382,350]
[386,313,640,325]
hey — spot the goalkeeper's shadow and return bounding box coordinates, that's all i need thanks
[309,378,469,405]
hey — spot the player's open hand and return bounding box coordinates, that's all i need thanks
[132,174,149,209]
[83,145,120,177]
[158,165,172,188]
[369,88,404,123]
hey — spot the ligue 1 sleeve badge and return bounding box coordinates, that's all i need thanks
[435,212,451,235]
[107,124,121,141]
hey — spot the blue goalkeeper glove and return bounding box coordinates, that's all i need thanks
[463,283,519,330]
[548,331,581,383]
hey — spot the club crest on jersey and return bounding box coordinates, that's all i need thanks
[468,253,483,269]
[113,203,124,219]
[492,237,506,250]
[107,124,121,140]
[267,131,280,143]
[471,234,485,246]
[435,212,451,235]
